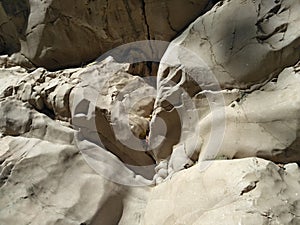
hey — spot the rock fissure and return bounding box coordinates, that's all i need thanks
[141,0,150,40]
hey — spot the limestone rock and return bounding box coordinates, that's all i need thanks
[0,65,80,121]
[1,0,300,223]
[215,64,300,162]
[0,98,74,144]
[150,61,300,179]
[144,158,300,225]
[0,0,210,70]
[159,0,300,89]
[0,54,34,70]
[0,136,149,225]
[0,56,157,182]
[0,65,25,97]
[149,0,300,174]
[163,63,300,169]
[71,57,156,179]
[0,99,32,136]
[0,59,154,224]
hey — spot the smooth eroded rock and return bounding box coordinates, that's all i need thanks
[0,136,149,225]
[144,158,300,225]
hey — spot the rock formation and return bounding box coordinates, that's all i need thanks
[145,158,300,225]
[0,0,300,224]
[149,0,300,179]
[0,0,211,70]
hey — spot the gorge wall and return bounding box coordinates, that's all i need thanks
[1,0,300,224]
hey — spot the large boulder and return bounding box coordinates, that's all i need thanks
[144,158,300,225]
[164,62,300,170]
[148,0,300,177]
[158,0,300,89]
[0,136,149,225]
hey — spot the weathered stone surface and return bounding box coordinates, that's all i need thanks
[215,64,300,163]
[150,62,300,182]
[0,66,151,224]
[0,136,149,225]
[0,0,29,54]
[0,65,25,96]
[0,0,210,70]
[160,0,300,89]
[71,57,156,179]
[0,56,156,179]
[0,65,80,121]
[149,0,300,178]
[161,62,300,170]
[0,98,74,144]
[145,0,210,41]
[0,54,35,70]
[1,0,300,224]
[144,158,300,225]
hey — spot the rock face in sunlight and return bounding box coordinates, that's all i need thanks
[0,61,150,225]
[149,0,300,182]
[144,158,300,225]
[0,0,300,224]
[158,0,300,89]
[0,136,149,225]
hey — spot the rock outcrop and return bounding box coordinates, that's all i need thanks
[0,0,211,70]
[149,0,300,178]
[0,62,151,225]
[0,136,150,225]
[1,0,300,224]
[144,158,300,225]
[71,57,156,181]
[157,0,300,89]
[0,56,157,182]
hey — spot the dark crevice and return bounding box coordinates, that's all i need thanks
[141,0,150,40]
[33,105,55,120]
[0,162,14,188]
[240,181,259,195]
[20,52,37,70]
[256,23,288,42]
